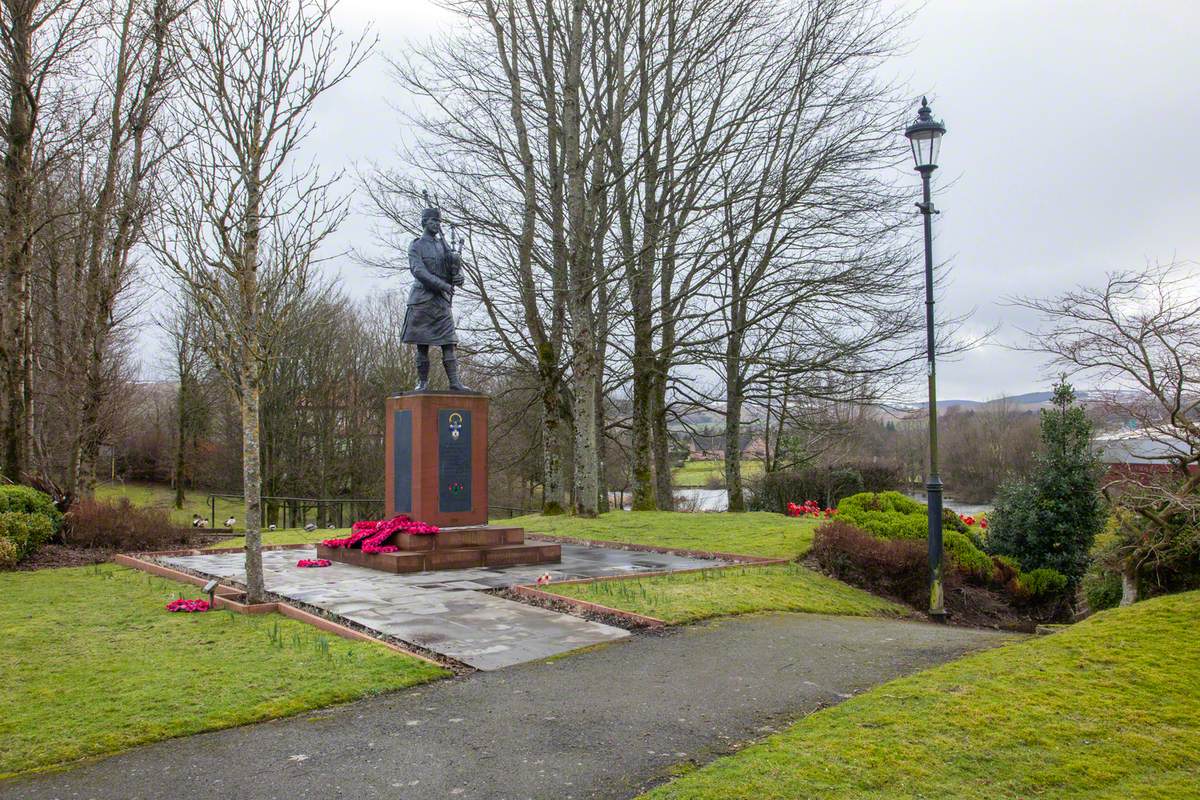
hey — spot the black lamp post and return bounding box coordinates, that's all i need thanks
[905,96,948,621]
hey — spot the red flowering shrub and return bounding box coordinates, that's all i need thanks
[166,598,210,613]
[811,520,946,608]
[322,515,439,553]
[297,558,332,568]
[786,500,838,519]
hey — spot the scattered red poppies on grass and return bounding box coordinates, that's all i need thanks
[786,500,837,519]
[322,514,440,553]
[166,598,210,613]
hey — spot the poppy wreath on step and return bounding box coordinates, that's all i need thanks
[321,515,440,554]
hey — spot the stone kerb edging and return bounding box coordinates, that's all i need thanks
[510,584,668,629]
[110,553,442,667]
[524,533,786,565]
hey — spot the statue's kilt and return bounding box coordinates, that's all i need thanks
[401,300,458,346]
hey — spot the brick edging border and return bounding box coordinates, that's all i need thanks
[111,553,442,667]
[507,537,791,629]
[129,542,318,558]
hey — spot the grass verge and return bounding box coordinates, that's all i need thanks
[545,563,907,623]
[505,511,819,559]
[640,590,1200,799]
[0,564,448,779]
[213,528,343,550]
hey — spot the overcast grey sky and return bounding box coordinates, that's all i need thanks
[220,0,1200,402]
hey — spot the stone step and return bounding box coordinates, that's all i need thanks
[318,530,560,574]
[315,545,425,574]
[481,542,561,568]
[390,526,525,551]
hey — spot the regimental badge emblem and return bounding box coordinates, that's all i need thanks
[448,412,463,440]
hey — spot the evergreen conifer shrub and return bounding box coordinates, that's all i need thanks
[987,382,1106,585]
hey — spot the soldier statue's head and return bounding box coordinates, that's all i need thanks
[420,206,441,236]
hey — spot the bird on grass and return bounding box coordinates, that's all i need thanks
[304,522,317,532]
[224,517,236,527]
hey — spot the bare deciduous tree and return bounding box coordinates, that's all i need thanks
[0,0,91,482]
[156,0,370,601]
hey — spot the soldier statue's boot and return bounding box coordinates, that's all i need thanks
[443,358,471,392]
[414,347,430,391]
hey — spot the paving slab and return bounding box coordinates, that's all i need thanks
[161,545,730,670]
[0,613,1017,800]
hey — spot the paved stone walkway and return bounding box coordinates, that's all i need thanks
[0,613,1016,800]
[163,545,729,670]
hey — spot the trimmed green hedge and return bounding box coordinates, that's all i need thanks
[0,485,62,533]
[836,491,927,540]
[1018,567,1069,600]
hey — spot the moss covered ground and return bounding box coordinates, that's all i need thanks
[641,590,1200,799]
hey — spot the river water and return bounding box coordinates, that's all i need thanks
[610,489,993,515]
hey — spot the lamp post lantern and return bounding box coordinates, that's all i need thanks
[905,96,948,621]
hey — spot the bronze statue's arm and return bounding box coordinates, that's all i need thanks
[408,239,454,297]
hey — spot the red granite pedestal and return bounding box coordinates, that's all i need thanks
[322,391,560,574]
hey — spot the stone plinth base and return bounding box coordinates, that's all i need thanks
[317,525,560,574]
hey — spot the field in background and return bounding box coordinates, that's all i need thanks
[94,482,242,529]
[673,459,764,488]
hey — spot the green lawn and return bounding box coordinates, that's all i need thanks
[506,511,819,559]
[547,563,907,623]
[641,590,1200,799]
[215,528,343,550]
[672,459,764,488]
[0,565,448,779]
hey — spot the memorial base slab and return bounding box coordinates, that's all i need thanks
[318,525,561,574]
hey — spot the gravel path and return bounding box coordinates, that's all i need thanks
[1,613,1015,800]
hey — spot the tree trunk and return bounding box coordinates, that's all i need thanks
[651,366,674,510]
[725,384,745,512]
[630,343,655,510]
[539,357,565,514]
[174,372,187,509]
[73,343,106,498]
[563,0,598,517]
[240,168,264,600]
[595,353,609,513]
[1119,562,1138,607]
[1,7,34,482]
[725,325,746,511]
[241,359,264,602]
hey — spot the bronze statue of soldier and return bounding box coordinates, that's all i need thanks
[401,206,471,392]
